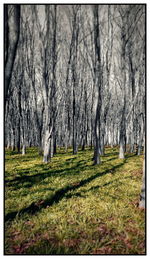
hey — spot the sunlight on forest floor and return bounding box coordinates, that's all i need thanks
[5,147,145,255]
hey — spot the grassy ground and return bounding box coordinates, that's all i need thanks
[5,146,145,255]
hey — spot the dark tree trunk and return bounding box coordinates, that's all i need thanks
[17,83,21,153]
[5,5,20,106]
[93,5,101,165]
[139,158,145,209]
[119,112,125,159]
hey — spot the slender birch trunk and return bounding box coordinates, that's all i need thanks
[93,5,101,165]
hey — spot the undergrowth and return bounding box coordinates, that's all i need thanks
[5,146,145,255]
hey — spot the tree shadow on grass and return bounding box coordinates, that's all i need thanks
[5,150,39,159]
[125,153,138,159]
[102,156,118,162]
[5,159,88,190]
[5,161,125,222]
[65,157,77,162]
[103,151,119,157]
[84,175,133,193]
[64,175,133,199]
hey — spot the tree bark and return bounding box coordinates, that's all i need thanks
[139,158,145,209]
[17,82,21,153]
[43,128,52,163]
[93,5,101,165]
[5,5,20,106]
[119,106,125,159]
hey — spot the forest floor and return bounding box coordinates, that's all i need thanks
[5,146,145,255]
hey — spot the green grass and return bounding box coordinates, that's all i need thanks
[5,146,145,255]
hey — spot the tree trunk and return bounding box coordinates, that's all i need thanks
[38,126,43,155]
[119,138,125,159]
[17,81,22,153]
[5,5,20,106]
[72,11,79,155]
[119,113,125,159]
[90,117,93,150]
[139,158,145,209]
[119,101,126,159]
[21,116,26,155]
[72,89,77,154]
[11,126,16,151]
[53,133,57,155]
[100,133,105,155]
[22,144,26,155]
[7,131,11,149]
[43,129,51,163]
[50,136,54,158]
[137,115,144,155]
[93,5,101,165]
[93,112,100,164]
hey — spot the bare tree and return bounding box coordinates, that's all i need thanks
[41,5,58,163]
[93,5,102,165]
[5,5,20,106]
[4,4,145,168]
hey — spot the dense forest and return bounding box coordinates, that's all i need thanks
[5,4,146,255]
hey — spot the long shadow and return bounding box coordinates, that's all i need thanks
[102,152,137,163]
[65,157,77,162]
[5,162,86,190]
[5,152,135,190]
[64,175,133,199]
[5,151,39,159]
[84,175,133,192]
[103,156,117,162]
[125,153,137,158]
[103,151,118,157]
[5,161,125,222]
[20,187,56,197]
[63,159,86,168]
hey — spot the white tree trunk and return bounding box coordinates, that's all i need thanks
[43,128,52,163]
[119,139,125,159]
[22,144,26,155]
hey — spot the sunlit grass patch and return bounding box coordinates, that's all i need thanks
[5,147,145,255]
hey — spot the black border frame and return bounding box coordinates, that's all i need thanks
[3,3,147,256]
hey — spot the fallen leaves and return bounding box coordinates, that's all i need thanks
[92,246,112,254]
[11,231,22,241]
[12,232,59,254]
[129,199,139,208]
[96,224,109,235]
[132,170,143,177]
[25,220,35,227]
[63,238,80,248]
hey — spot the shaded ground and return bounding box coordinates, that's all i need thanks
[5,147,145,255]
